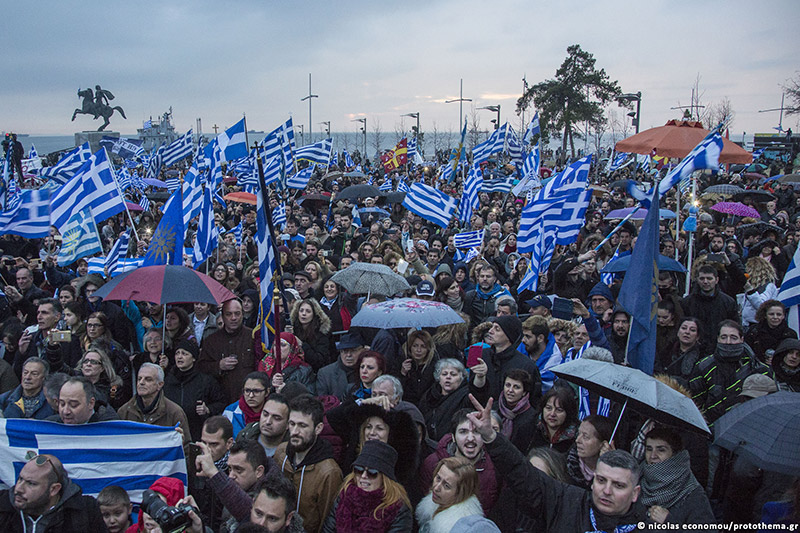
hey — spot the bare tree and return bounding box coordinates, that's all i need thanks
[430,121,442,156]
[590,115,609,159]
[371,118,383,159]
[705,97,735,130]
[607,109,630,147]
[468,105,482,150]
[785,72,800,115]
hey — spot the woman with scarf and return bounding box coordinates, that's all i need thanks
[351,350,386,401]
[494,369,538,453]
[258,332,316,394]
[773,338,800,392]
[746,300,798,363]
[529,385,580,454]
[639,426,714,527]
[434,275,464,312]
[740,256,779,327]
[416,457,500,533]
[399,329,438,406]
[318,275,353,333]
[419,358,489,442]
[565,414,614,489]
[322,440,412,532]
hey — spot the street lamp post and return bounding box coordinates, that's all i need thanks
[352,117,367,161]
[300,73,318,144]
[320,121,331,137]
[445,78,471,129]
[618,92,642,133]
[478,105,501,129]
[296,124,304,146]
[402,112,420,139]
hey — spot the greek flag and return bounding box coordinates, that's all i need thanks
[286,166,314,189]
[518,220,556,292]
[472,138,494,166]
[535,155,592,203]
[379,178,393,192]
[402,182,457,229]
[143,119,153,129]
[229,222,243,246]
[397,178,410,193]
[524,111,540,145]
[506,126,524,165]
[0,188,54,238]
[658,132,723,197]
[295,138,332,165]
[146,144,166,180]
[517,187,592,252]
[49,149,128,231]
[40,143,92,185]
[161,165,203,236]
[162,130,194,166]
[608,152,632,172]
[138,195,151,211]
[513,142,541,196]
[165,176,180,192]
[459,162,483,226]
[115,165,134,191]
[752,147,766,158]
[105,228,132,277]
[343,149,355,168]
[636,153,650,173]
[517,258,538,293]
[87,257,143,275]
[601,245,621,286]
[262,157,282,187]
[217,119,248,162]
[454,229,484,249]
[193,185,218,267]
[6,179,20,210]
[261,118,296,169]
[778,244,800,310]
[351,205,362,228]
[407,137,418,161]
[481,177,514,194]
[56,207,103,266]
[256,191,278,352]
[272,203,287,228]
[0,419,186,503]
[28,144,38,159]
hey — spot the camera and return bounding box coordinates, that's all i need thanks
[140,489,197,533]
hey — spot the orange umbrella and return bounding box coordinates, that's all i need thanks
[223,192,257,205]
[615,120,752,164]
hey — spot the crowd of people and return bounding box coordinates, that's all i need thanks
[0,141,798,532]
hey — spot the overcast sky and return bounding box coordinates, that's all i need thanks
[3,0,799,141]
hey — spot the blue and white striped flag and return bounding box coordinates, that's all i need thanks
[105,228,132,277]
[601,245,621,286]
[0,419,186,503]
[261,118,296,169]
[608,152,632,172]
[49,149,128,231]
[464,247,480,263]
[397,178,410,193]
[229,222,243,246]
[0,188,55,238]
[343,149,355,168]
[87,257,143,275]
[28,144,38,159]
[272,203,287,228]
[295,138,332,165]
[454,229,484,249]
[459,162,483,226]
[193,185,218,268]
[659,132,723,197]
[165,176,181,192]
[778,245,800,311]
[138,195,151,211]
[352,204,362,228]
[286,166,314,189]
[145,144,166,180]
[481,177,514,194]
[40,143,92,185]
[329,151,339,168]
[56,207,103,266]
[116,165,134,191]
[262,157,282,187]
[161,165,203,233]
[256,191,278,352]
[217,119,248,162]
[162,129,194,167]
[524,111,540,145]
[402,182,458,229]
[636,153,650,173]
[518,188,592,252]
[513,142,541,196]
[379,178,393,192]
[505,126,524,165]
[752,147,766,158]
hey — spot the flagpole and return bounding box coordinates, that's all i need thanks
[105,147,140,242]
[592,206,642,252]
[684,173,698,296]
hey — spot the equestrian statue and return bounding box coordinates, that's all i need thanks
[71,85,126,132]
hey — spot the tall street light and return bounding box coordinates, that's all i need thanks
[478,105,501,129]
[402,112,420,139]
[300,73,318,143]
[295,124,304,146]
[445,78,471,129]
[320,121,331,137]
[352,117,367,160]
[618,92,642,133]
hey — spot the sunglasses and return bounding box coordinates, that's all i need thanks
[25,452,64,485]
[353,465,380,478]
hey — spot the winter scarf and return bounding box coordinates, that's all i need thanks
[260,332,308,377]
[238,396,261,426]
[639,450,701,508]
[475,283,508,301]
[498,393,531,438]
[537,418,578,446]
[446,294,464,312]
[334,484,403,533]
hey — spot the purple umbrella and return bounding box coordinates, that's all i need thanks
[144,178,168,188]
[605,207,676,220]
[711,202,761,218]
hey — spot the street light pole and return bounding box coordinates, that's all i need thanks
[402,112,420,138]
[352,117,367,161]
[445,78,472,130]
[320,121,331,137]
[478,105,501,129]
[300,73,318,144]
[618,91,642,133]
[296,124,304,146]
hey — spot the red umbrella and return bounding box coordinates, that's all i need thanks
[711,202,761,219]
[615,120,752,164]
[92,265,236,305]
[223,192,257,205]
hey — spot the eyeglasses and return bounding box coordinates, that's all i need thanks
[243,388,266,396]
[353,465,380,478]
[86,323,103,329]
[82,359,102,366]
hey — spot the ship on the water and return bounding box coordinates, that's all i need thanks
[137,108,178,151]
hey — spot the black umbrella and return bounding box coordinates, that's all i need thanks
[381,191,406,204]
[714,392,800,475]
[731,190,775,203]
[297,193,331,213]
[336,184,382,202]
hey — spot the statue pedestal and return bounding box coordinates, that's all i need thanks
[74,131,118,153]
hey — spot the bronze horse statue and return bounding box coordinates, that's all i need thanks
[71,87,126,132]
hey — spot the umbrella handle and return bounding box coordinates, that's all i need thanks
[610,398,628,444]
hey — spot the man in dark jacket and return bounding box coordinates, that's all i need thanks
[0,357,53,419]
[47,376,119,424]
[482,315,542,403]
[680,265,739,349]
[463,264,512,328]
[606,309,631,365]
[316,332,363,400]
[466,395,650,532]
[0,453,106,532]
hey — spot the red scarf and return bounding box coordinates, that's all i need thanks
[334,484,402,533]
[238,396,261,426]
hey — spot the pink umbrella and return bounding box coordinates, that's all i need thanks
[125,201,143,212]
[711,202,761,218]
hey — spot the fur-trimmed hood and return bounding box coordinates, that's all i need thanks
[416,494,490,533]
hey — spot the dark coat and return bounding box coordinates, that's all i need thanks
[0,385,53,419]
[745,320,798,363]
[482,344,542,404]
[197,325,256,404]
[399,356,438,406]
[163,365,226,440]
[680,288,739,348]
[419,379,490,442]
[316,358,358,401]
[0,479,106,533]
[494,400,538,454]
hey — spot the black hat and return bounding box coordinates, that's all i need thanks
[336,331,365,350]
[353,440,398,481]
[175,339,200,360]
[416,280,435,297]
[525,294,552,310]
[294,271,312,282]
[491,315,523,345]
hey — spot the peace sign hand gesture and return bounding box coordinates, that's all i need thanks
[466,394,496,444]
